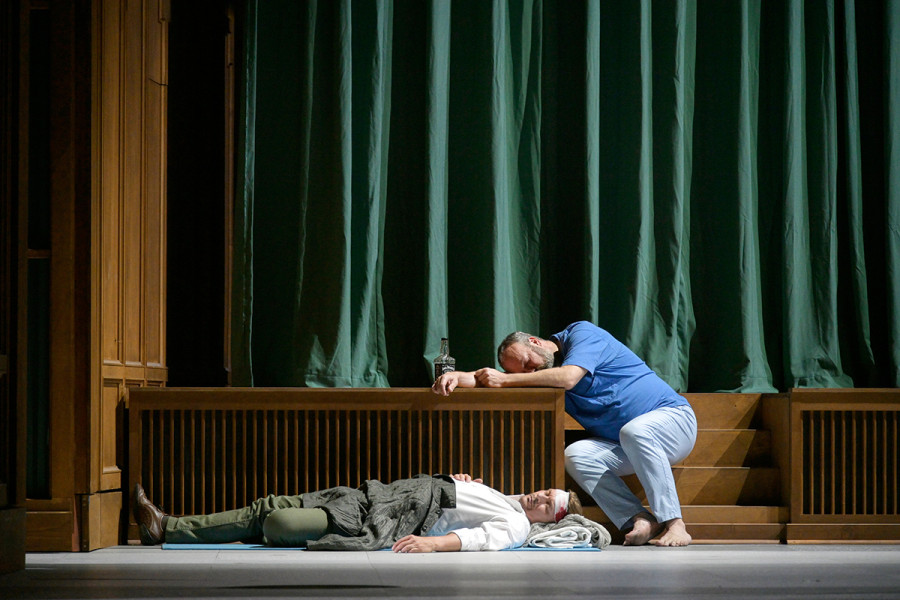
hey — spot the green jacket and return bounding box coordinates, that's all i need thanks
[301,474,456,550]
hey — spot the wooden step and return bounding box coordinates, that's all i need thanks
[680,505,788,523]
[683,393,762,429]
[689,523,785,544]
[567,466,781,506]
[564,393,763,431]
[786,523,900,544]
[564,428,773,467]
[582,506,787,544]
[676,429,772,467]
[583,505,787,523]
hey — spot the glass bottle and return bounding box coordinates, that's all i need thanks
[433,338,456,380]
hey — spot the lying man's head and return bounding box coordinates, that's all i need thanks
[518,488,584,524]
[497,332,555,373]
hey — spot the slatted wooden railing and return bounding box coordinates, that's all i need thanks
[127,388,565,526]
[788,388,900,543]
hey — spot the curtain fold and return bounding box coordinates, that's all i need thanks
[232,0,900,392]
[422,0,452,378]
[888,0,900,384]
[490,0,543,345]
[231,0,257,386]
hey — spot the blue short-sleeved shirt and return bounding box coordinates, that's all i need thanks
[551,321,688,442]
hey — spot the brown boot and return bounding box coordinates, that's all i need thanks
[132,483,168,545]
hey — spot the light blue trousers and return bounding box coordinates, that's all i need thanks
[564,405,697,531]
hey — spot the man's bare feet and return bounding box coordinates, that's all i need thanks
[623,512,663,546]
[651,518,692,547]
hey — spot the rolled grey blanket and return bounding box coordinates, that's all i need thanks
[525,514,612,549]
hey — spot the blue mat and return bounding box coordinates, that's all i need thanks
[162,543,600,552]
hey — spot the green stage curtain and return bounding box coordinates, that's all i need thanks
[232,0,899,392]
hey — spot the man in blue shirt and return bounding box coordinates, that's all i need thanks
[432,321,697,546]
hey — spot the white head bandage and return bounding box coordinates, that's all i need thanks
[552,489,568,522]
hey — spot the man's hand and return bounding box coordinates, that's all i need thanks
[392,533,461,553]
[450,473,483,484]
[432,372,460,396]
[474,368,507,388]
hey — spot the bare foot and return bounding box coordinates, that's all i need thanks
[651,518,692,547]
[623,512,663,546]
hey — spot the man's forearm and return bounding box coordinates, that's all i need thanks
[451,371,477,388]
[495,365,586,390]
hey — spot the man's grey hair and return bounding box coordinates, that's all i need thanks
[497,331,536,364]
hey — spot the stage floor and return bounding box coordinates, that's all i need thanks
[2,544,899,599]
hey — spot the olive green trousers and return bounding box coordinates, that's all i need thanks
[164,494,329,547]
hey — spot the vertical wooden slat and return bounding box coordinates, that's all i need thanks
[220,411,226,509]
[145,412,154,504]
[260,411,267,499]
[251,411,258,504]
[166,409,173,513]
[241,410,248,507]
[478,411,484,482]
[828,411,834,515]
[418,410,424,477]
[157,412,165,508]
[530,411,537,490]
[891,412,900,515]
[292,411,299,494]
[312,409,318,492]
[186,410,193,514]
[862,412,869,514]
[841,411,848,514]
[457,411,464,474]
[521,411,527,492]
[210,411,218,512]
[499,412,506,493]
[467,411,474,480]
[447,411,454,473]
[231,410,238,508]
[302,410,309,492]
[322,409,327,488]
[356,411,362,485]
[176,410,182,515]
[851,411,858,514]
[814,412,822,515]
[879,411,885,514]
[434,412,441,476]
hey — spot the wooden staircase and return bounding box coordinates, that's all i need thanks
[566,393,791,544]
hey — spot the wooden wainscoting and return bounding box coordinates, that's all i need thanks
[127,387,565,540]
[788,388,900,543]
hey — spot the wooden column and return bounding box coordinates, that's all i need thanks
[86,0,169,550]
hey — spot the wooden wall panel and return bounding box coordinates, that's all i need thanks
[142,0,167,369]
[96,0,168,377]
[98,380,120,491]
[787,389,900,543]
[121,0,142,368]
[98,0,120,364]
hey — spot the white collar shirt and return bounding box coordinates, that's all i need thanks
[426,480,530,551]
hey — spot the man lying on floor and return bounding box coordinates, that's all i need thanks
[132,473,584,552]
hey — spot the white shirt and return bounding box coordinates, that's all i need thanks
[426,480,531,551]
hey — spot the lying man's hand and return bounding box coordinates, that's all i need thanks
[474,368,507,388]
[392,533,461,553]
